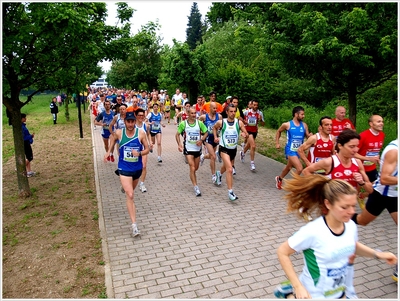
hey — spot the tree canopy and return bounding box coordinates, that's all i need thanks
[186,2,203,50]
[2,2,134,196]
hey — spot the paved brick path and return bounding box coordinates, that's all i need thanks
[91,122,398,299]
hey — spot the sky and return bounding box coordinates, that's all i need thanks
[100,1,213,72]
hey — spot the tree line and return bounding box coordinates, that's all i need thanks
[2,2,397,197]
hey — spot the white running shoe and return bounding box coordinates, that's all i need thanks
[158,156,162,163]
[240,151,245,163]
[250,162,255,171]
[132,224,140,237]
[194,186,201,197]
[216,171,222,186]
[140,183,147,193]
[200,154,205,166]
[232,166,236,175]
[215,151,222,163]
[228,190,238,201]
[212,174,217,184]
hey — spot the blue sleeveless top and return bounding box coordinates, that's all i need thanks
[118,128,143,172]
[285,120,305,156]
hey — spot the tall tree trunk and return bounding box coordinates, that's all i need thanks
[9,105,32,197]
[347,84,358,128]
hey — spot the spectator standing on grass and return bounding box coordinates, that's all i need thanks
[274,173,397,299]
[104,111,150,237]
[21,113,35,177]
[50,97,59,124]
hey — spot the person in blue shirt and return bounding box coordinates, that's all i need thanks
[274,106,312,189]
[104,111,150,237]
[21,113,35,177]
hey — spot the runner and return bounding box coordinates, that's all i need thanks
[172,88,183,124]
[108,103,127,157]
[297,115,335,221]
[163,94,172,124]
[103,111,150,237]
[213,104,249,201]
[175,107,208,196]
[198,101,222,184]
[297,116,336,170]
[354,114,385,183]
[274,173,397,299]
[240,99,264,171]
[351,138,398,282]
[146,103,165,163]
[217,95,244,174]
[134,108,152,193]
[95,99,115,161]
[174,101,191,124]
[332,106,355,138]
[274,106,312,189]
[352,139,398,226]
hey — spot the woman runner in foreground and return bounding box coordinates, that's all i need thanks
[275,173,397,299]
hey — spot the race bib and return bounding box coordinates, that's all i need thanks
[187,131,200,144]
[152,121,161,131]
[165,105,170,110]
[290,139,302,151]
[364,151,379,166]
[247,116,257,126]
[123,146,139,162]
[225,134,238,148]
[323,266,346,297]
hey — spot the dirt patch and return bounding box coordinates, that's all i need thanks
[2,115,106,298]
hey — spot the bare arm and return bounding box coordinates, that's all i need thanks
[355,242,397,265]
[302,157,333,176]
[108,115,118,133]
[238,120,249,139]
[354,159,373,194]
[277,241,311,299]
[275,122,289,149]
[303,122,313,138]
[379,149,398,186]
[297,135,317,167]
[213,120,222,144]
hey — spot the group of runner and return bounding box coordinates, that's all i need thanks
[271,105,398,298]
[88,88,398,296]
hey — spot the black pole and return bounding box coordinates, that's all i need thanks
[77,90,83,138]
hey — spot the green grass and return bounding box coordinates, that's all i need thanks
[2,93,87,162]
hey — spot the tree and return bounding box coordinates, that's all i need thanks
[186,2,203,50]
[2,2,134,197]
[267,3,397,126]
[107,22,163,90]
[161,40,207,100]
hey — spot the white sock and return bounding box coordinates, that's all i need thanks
[228,189,233,193]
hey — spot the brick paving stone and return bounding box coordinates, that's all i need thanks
[92,121,398,298]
